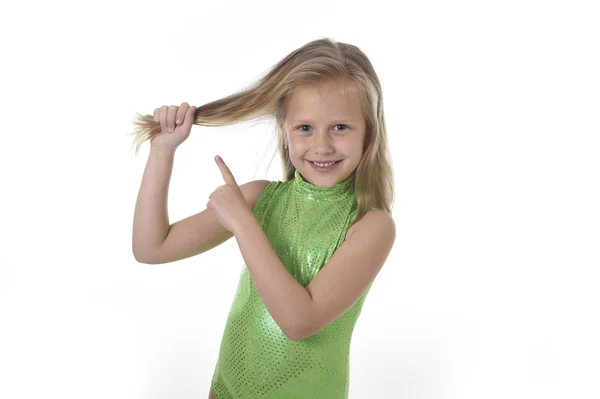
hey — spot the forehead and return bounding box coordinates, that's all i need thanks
[286,81,362,120]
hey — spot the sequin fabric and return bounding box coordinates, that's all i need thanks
[211,169,378,398]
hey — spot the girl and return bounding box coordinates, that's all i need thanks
[131,38,396,398]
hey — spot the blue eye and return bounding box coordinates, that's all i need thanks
[297,124,348,132]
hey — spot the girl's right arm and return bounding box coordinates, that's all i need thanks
[133,174,269,264]
[131,145,176,263]
[131,102,270,264]
[132,102,194,262]
[132,149,269,264]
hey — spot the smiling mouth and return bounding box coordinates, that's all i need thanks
[307,159,342,164]
[306,159,343,173]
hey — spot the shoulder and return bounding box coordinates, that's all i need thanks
[345,210,395,241]
[240,179,271,194]
[252,179,271,191]
[240,179,271,210]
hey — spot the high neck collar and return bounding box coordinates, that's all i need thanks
[292,169,355,201]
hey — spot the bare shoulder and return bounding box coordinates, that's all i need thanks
[242,179,271,210]
[345,210,395,241]
[245,179,270,193]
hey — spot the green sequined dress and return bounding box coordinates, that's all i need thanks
[211,169,377,398]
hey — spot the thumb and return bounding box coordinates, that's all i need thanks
[182,106,197,130]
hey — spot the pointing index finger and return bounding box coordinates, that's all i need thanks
[215,156,238,187]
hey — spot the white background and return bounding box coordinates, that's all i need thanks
[1,0,599,398]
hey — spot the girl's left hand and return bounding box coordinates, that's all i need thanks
[206,156,253,234]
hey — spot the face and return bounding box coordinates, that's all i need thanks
[285,80,366,188]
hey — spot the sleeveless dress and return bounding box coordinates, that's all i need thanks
[211,169,378,398]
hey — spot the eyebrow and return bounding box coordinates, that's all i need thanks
[289,119,354,124]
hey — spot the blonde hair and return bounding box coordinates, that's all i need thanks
[129,37,394,219]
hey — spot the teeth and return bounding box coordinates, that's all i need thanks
[313,161,336,167]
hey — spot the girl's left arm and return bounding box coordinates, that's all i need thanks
[207,155,311,340]
[233,209,396,342]
[233,215,312,341]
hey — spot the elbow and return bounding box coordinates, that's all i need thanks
[132,239,156,264]
[286,322,308,342]
[286,297,314,341]
[288,327,315,342]
[133,251,155,264]
[132,248,145,263]
[132,242,161,264]
[286,328,302,342]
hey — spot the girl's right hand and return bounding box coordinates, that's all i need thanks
[150,102,197,151]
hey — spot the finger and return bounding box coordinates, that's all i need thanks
[176,102,189,126]
[208,186,224,200]
[159,105,168,133]
[153,108,159,123]
[182,106,196,130]
[167,105,178,132]
[215,156,238,187]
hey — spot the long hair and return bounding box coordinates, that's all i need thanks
[129,37,394,219]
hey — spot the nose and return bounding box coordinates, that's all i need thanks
[312,131,335,154]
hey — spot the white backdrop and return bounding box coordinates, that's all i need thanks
[1,0,599,398]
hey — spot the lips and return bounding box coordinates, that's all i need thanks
[310,160,340,163]
[310,160,340,165]
[307,159,342,172]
